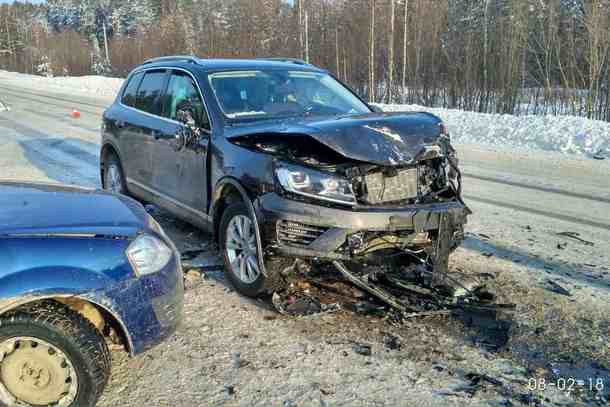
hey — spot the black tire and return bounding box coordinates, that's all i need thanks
[0,300,111,406]
[220,202,282,297]
[103,152,127,195]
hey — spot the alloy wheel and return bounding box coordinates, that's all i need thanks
[106,164,123,194]
[225,215,261,284]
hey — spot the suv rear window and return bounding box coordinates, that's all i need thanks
[135,70,166,115]
[121,71,143,107]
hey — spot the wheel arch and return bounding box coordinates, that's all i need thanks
[0,294,134,355]
[210,177,267,276]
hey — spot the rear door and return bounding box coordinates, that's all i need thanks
[125,69,169,193]
[156,69,211,216]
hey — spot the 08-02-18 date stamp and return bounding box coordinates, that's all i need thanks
[527,376,606,399]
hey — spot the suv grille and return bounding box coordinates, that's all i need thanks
[277,221,327,246]
[362,167,418,204]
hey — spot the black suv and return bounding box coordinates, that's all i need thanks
[100,56,469,298]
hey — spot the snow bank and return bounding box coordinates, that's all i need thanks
[379,104,610,158]
[0,70,124,99]
[0,69,608,158]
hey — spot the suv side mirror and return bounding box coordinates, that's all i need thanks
[176,100,198,128]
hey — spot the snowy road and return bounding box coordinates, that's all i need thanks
[1,81,609,232]
[1,80,609,406]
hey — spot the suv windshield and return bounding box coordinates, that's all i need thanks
[208,70,371,120]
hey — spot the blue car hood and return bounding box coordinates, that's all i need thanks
[0,182,147,237]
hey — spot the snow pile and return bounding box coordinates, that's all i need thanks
[0,70,124,99]
[379,104,610,158]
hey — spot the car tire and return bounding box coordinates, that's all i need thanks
[103,153,127,195]
[220,202,276,297]
[0,300,111,407]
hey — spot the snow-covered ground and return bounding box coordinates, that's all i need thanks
[0,70,123,99]
[1,70,608,159]
[380,104,610,159]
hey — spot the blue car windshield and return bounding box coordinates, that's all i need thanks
[208,70,371,120]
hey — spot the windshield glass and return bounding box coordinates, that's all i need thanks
[208,70,371,120]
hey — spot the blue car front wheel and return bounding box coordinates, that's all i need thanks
[0,301,111,406]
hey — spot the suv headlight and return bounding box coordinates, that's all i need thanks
[126,234,173,276]
[275,162,356,205]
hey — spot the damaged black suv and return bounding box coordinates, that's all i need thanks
[101,56,470,299]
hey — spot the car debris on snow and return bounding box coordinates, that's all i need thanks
[352,343,372,356]
[556,231,594,246]
[544,279,572,296]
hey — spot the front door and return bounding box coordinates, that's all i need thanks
[155,69,211,218]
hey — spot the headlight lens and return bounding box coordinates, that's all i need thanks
[275,163,356,205]
[126,234,173,276]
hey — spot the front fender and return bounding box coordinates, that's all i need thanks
[0,236,136,344]
[210,177,268,276]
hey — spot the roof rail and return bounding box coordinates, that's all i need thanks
[143,55,200,65]
[258,57,309,66]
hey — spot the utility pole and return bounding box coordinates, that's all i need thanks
[298,0,303,59]
[402,0,408,103]
[388,0,395,103]
[335,26,340,78]
[102,17,110,64]
[369,0,375,102]
[305,11,309,63]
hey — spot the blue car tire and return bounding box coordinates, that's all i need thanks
[0,301,111,406]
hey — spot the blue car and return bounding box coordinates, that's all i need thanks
[0,181,183,406]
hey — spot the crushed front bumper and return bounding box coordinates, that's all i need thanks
[85,252,184,356]
[256,192,469,260]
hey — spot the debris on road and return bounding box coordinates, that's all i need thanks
[70,109,81,119]
[352,343,372,356]
[271,292,340,317]
[556,231,594,246]
[180,248,208,261]
[232,352,250,369]
[544,279,572,296]
[383,334,402,350]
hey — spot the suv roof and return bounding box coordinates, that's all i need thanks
[139,56,325,73]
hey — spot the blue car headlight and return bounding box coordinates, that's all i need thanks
[275,162,356,205]
[126,234,173,276]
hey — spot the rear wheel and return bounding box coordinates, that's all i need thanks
[0,301,111,406]
[103,153,126,195]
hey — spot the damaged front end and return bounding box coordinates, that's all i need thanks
[229,115,470,303]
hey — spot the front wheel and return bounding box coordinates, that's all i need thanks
[0,301,111,406]
[220,202,268,297]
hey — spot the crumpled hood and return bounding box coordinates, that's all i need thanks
[225,112,444,165]
[0,182,147,237]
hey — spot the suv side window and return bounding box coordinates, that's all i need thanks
[135,70,167,115]
[121,71,143,107]
[163,71,210,130]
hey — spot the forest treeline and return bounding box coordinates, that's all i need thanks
[1,0,609,121]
